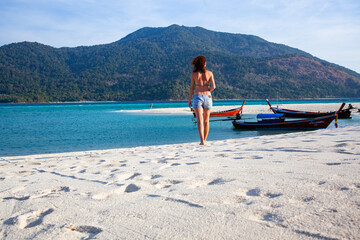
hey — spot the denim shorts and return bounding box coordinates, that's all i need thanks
[192,94,213,109]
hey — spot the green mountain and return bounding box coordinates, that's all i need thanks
[0,24,359,103]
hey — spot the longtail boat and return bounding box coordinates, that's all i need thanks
[232,103,345,130]
[209,107,243,118]
[192,101,246,120]
[266,99,351,119]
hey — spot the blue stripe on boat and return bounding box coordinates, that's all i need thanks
[257,114,284,118]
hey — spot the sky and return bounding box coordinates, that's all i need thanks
[0,0,359,73]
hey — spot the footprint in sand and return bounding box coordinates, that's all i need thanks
[249,211,285,227]
[148,174,162,180]
[223,196,254,205]
[261,212,284,224]
[4,186,70,201]
[159,162,182,170]
[185,162,200,165]
[31,186,70,199]
[335,149,355,155]
[14,170,36,177]
[164,197,203,208]
[303,197,315,202]
[139,174,162,184]
[272,161,284,163]
[246,188,261,197]
[207,178,232,185]
[65,225,102,238]
[326,162,342,166]
[334,142,355,148]
[245,188,283,199]
[124,183,141,193]
[117,172,141,181]
[92,183,141,200]
[97,160,106,165]
[24,161,42,166]
[318,181,326,185]
[265,192,283,198]
[92,192,113,200]
[192,177,233,188]
[4,208,54,229]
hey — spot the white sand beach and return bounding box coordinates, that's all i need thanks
[1,103,359,239]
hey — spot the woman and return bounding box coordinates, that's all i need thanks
[188,55,216,145]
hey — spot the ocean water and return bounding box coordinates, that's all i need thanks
[1,99,359,157]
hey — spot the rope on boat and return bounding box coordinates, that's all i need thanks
[335,113,339,128]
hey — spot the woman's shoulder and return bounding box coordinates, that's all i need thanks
[191,71,198,77]
[191,70,212,76]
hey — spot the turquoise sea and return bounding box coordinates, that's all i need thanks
[1,99,359,157]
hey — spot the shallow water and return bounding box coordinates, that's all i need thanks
[1,99,359,157]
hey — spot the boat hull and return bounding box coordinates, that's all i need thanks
[271,109,351,119]
[192,107,242,118]
[266,99,351,119]
[232,114,336,130]
[272,109,335,118]
[210,107,242,118]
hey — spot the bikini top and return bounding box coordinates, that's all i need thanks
[194,70,210,87]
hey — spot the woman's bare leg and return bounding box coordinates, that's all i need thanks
[194,108,205,145]
[203,109,211,143]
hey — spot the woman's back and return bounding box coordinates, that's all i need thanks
[192,70,213,95]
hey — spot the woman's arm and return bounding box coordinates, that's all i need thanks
[188,73,195,108]
[209,72,216,92]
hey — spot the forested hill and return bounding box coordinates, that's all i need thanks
[0,24,359,103]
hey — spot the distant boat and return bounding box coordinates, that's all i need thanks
[232,103,345,130]
[266,99,351,119]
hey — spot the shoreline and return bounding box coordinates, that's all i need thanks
[1,123,359,239]
[119,102,358,115]
[2,124,358,160]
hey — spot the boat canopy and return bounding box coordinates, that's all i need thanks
[257,113,284,119]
